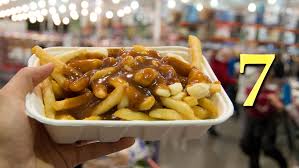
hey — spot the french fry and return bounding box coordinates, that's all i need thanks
[163,56,192,76]
[91,86,125,115]
[54,91,93,111]
[188,35,203,70]
[56,114,75,120]
[68,59,102,73]
[188,68,211,84]
[132,45,147,54]
[56,48,87,63]
[63,65,82,78]
[183,96,198,107]
[85,49,108,59]
[42,78,56,119]
[51,80,64,98]
[118,95,129,109]
[198,98,218,118]
[192,106,209,119]
[165,53,189,64]
[113,108,154,121]
[186,83,210,99]
[32,45,79,89]
[168,82,183,95]
[91,82,107,99]
[83,116,102,120]
[171,92,187,100]
[51,69,69,90]
[160,97,196,120]
[209,83,221,94]
[108,77,128,88]
[149,108,183,120]
[69,76,90,92]
[90,67,117,81]
[139,96,155,111]
[32,46,65,69]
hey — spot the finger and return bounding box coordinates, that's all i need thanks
[76,138,135,164]
[2,63,54,98]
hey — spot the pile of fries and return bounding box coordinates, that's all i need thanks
[33,35,221,121]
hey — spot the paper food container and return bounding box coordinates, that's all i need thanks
[25,46,234,144]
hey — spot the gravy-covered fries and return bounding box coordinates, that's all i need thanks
[34,36,221,121]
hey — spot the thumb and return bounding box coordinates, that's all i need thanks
[1,63,54,98]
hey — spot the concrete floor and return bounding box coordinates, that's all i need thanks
[159,117,294,168]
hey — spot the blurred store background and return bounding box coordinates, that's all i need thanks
[0,0,299,167]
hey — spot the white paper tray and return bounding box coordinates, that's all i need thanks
[25,46,234,144]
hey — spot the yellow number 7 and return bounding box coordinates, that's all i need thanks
[240,54,275,106]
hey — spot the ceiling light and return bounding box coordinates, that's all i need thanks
[96,0,102,5]
[196,3,203,11]
[117,9,124,17]
[54,19,61,26]
[181,0,189,3]
[16,7,22,14]
[37,15,44,22]
[62,17,69,24]
[105,10,113,19]
[210,0,218,8]
[95,6,102,14]
[49,7,56,14]
[68,3,76,11]
[167,0,176,9]
[130,1,139,10]
[11,15,17,21]
[124,6,131,14]
[30,2,37,10]
[267,0,277,5]
[3,0,9,5]
[81,9,88,16]
[70,10,79,20]
[58,5,66,13]
[81,1,88,9]
[41,9,48,16]
[48,0,56,6]
[90,12,97,22]
[248,2,256,12]
[38,0,46,8]
[29,16,37,23]
[112,0,120,4]
[22,5,29,12]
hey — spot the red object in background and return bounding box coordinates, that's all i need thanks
[210,58,237,87]
[0,62,24,82]
[0,62,24,72]
[246,88,277,119]
[147,158,160,168]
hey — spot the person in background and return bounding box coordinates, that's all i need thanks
[235,66,259,133]
[210,48,237,89]
[227,48,240,118]
[209,48,237,136]
[240,69,288,168]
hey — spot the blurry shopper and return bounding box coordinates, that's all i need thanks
[209,48,237,136]
[236,67,259,116]
[228,50,240,118]
[240,70,288,168]
[210,48,237,89]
